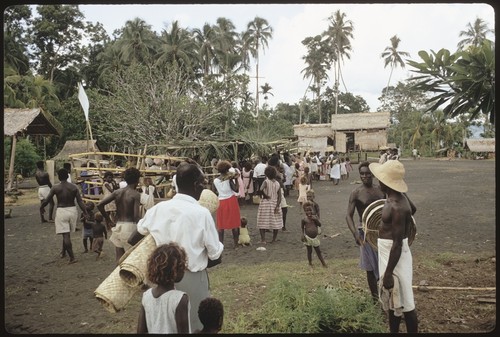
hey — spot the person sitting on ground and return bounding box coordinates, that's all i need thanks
[237,217,251,246]
[194,297,224,334]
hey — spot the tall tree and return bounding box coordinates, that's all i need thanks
[457,17,494,50]
[244,17,273,118]
[301,35,329,123]
[193,23,218,77]
[116,18,158,66]
[381,35,410,103]
[3,5,32,76]
[323,10,354,115]
[156,20,196,74]
[30,5,86,83]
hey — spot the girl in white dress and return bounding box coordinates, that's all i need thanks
[137,243,190,334]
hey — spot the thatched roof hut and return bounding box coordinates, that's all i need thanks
[4,108,63,136]
[465,138,495,153]
[52,140,102,161]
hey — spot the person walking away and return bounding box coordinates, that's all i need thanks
[252,156,268,193]
[40,168,88,264]
[128,161,224,332]
[91,212,107,260]
[345,161,385,302]
[232,161,245,204]
[369,160,418,333]
[137,243,190,334]
[256,166,283,244]
[194,297,224,334]
[213,160,241,248]
[97,167,142,264]
[36,160,54,223]
[301,201,327,267]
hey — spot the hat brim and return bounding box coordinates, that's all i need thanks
[369,163,408,193]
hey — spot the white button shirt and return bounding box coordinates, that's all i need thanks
[136,193,224,272]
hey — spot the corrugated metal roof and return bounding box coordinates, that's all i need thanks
[465,138,495,152]
[4,108,63,136]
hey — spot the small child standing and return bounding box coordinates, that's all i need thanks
[81,202,95,253]
[194,297,224,334]
[137,243,190,334]
[238,217,251,246]
[345,157,353,179]
[306,189,321,220]
[340,157,347,180]
[301,201,327,268]
[91,212,107,260]
[297,175,310,210]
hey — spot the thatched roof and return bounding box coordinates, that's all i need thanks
[4,108,63,136]
[52,140,102,160]
[331,111,390,131]
[465,138,495,152]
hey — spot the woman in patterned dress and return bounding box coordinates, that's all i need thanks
[256,166,283,244]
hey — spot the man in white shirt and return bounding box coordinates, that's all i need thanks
[128,161,224,332]
[252,155,268,193]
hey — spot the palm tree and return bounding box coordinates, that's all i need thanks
[212,18,239,74]
[381,35,410,103]
[457,17,494,50]
[244,17,273,118]
[117,18,158,65]
[260,82,274,101]
[193,23,218,77]
[301,35,329,123]
[323,10,353,115]
[156,21,196,73]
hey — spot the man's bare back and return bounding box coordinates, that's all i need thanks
[113,187,141,223]
[50,182,81,208]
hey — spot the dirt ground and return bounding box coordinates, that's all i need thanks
[3,158,496,333]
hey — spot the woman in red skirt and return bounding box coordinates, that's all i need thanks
[213,160,241,248]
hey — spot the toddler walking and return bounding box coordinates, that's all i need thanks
[91,212,107,260]
[81,202,95,253]
[137,243,190,334]
[297,175,310,210]
[301,201,327,268]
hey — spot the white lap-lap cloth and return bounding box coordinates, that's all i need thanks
[38,185,50,200]
[55,206,78,234]
[377,238,415,316]
[109,221,136,250]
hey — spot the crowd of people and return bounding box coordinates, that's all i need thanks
[36,148,418,333]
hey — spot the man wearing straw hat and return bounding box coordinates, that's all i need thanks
[369,160,418,333]
[346,161,385,302]
[128,161,224,332]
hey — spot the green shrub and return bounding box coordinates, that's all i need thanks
[4,137,41,177]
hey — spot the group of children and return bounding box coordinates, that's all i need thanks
[80,201,108,260]
[138,242,224,333]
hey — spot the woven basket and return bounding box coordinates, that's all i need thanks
[199,189,220,213]
[94,265,140,313]
[362,199,416,251]
[119,234,157,288]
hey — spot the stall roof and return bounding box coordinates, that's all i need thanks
[4,108,63,136]
[465,138,495,152]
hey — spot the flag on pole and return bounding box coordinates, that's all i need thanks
[78,82,89,121]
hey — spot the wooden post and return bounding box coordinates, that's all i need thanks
[6,135,17,191]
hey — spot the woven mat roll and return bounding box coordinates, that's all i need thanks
[94,265,140,313]
[119,234,157,288]
[362,199,417,251]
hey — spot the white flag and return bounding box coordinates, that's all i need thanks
[78,82,89,121]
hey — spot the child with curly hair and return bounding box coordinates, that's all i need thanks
[137,243,190,333]
[194,297,224,333]
[301,201,327,268]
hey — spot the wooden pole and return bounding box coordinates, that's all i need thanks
[6,135,17,191]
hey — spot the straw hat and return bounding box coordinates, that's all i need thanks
[369,160,408,193]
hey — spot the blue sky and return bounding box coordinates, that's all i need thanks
[79,3,495,113]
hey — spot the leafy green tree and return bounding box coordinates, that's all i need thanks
[156,20,196,74]
[381,35,410,102]
[116,18,158,66]
[407,40,495,125]
[4,138,42,177]
[3,5,32,76]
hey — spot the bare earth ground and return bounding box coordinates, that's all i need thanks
[3,158,496,334]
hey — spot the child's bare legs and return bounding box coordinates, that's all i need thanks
[306,246,313,266]
[282,207,288,231]
[314,246,327,267]
[259,229,266,243]
[218,229,224,244]
[83,238,88,253]
[270,229,278,243]
[231,228,239,248]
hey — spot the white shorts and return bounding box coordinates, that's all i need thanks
[109,221,136,249]
[55,206,78,234]
[38,186,50,200]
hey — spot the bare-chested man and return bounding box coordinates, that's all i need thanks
[97,167,141,264]
[40,169,88,264]
[346,161,385,301]
[36,160,54,223]
[369,160,418,333]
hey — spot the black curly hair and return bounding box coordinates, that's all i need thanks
[198,297,224,331]
[147,243,188,286]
